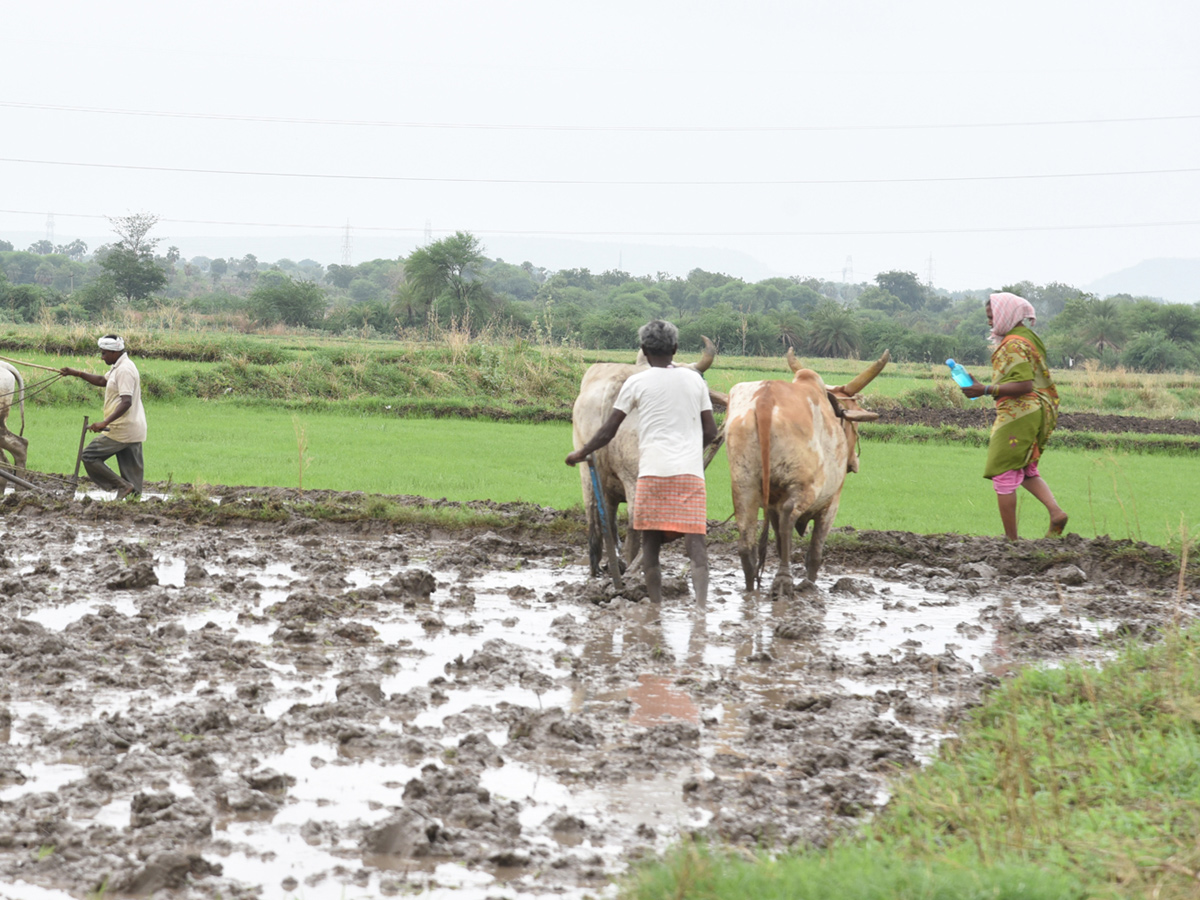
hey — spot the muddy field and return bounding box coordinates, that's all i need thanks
[880,407,1200,435]
[0,492,1194,900]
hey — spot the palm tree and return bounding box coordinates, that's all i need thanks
[405,231,492,325]
[768,308,806,351]
[806,302,862,358]
[1081,299,1126,353]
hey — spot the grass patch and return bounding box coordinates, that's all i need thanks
[0,325,290,363]
[623,622,1200,900]
[836,442,1198,546]
[6,328,1199,426]
[872,627,1200,897]
[624,843,1080,900]
[30,338,588,414]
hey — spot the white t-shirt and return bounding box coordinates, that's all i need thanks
[613,365,712,478]
[103,354,147,444]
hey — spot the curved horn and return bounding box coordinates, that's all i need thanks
[694,335,717,373]
[785,347,802,373]
[837,349,891,396]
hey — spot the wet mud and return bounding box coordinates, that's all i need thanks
[0,494,1194,899]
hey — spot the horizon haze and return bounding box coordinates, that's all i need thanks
[2,0,1197,299]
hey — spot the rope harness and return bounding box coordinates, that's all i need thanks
[0,372,64,404]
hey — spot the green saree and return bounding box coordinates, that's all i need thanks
[983,325,1059,479]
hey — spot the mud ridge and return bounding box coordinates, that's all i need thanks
[878,407,1200,435]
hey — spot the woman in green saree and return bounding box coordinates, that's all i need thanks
[959,292,1069,540]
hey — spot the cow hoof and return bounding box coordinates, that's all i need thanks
[769,577,794,600]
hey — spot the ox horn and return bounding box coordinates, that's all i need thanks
[694,335,717,373]
[837,349,891,396]
[785,347,802,373]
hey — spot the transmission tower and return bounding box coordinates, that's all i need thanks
[45,212,55,246]
[841,255,854,283]
[424,219,432,244]
[341,221,353,266]
[925,253,935,288]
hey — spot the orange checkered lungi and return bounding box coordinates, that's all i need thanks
[632,475,707,535]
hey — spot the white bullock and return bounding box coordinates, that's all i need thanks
[571,338,725,579]
[0,362,28,477]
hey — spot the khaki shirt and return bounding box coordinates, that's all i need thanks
[103,354,147,444]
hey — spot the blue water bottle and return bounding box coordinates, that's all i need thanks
[946,359,975,389]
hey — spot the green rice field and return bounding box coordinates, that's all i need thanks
[1,328,1193,548]
[24,401,1196,548]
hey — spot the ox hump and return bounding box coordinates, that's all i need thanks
[791,369,826,390]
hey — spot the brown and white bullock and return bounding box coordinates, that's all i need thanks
[0,362,28,477]
[726,349,888,597]
[571,337,725,579]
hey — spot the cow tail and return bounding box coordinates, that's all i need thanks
[754,388,774,512]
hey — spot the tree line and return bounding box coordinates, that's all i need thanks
[2,220,1198,372]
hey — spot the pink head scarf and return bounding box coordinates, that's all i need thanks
[988,292,1036,344]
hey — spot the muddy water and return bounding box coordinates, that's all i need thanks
[0,504,1190,900]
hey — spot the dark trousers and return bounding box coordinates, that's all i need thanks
[81,436,144,494]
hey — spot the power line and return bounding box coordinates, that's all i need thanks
[1,208,1197,238]
[2,100,1198,132]
[2,156,1196,187]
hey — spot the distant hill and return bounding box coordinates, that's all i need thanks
[1086,258,1200,305]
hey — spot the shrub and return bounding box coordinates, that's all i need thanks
[249,274,328,328]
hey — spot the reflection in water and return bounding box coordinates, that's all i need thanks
[578,597,709,728]
[987,594,1017,677]
[629,675,699,727]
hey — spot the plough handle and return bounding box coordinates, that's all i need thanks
[70,416,89,491]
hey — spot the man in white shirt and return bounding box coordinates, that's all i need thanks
[60,334,147,500]
[566,320,718,603]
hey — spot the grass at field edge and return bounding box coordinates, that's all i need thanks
[621,619,1200,900]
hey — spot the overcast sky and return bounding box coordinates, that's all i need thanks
[2,0,1197,292]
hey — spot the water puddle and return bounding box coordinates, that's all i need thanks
[0,761,89,803]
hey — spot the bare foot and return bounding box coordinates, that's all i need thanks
[1046,513,1068,537]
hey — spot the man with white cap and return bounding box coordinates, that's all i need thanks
[60,334,147,500]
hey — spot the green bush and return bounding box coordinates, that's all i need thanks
[898,383,963,408]
[249,273,328,328]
